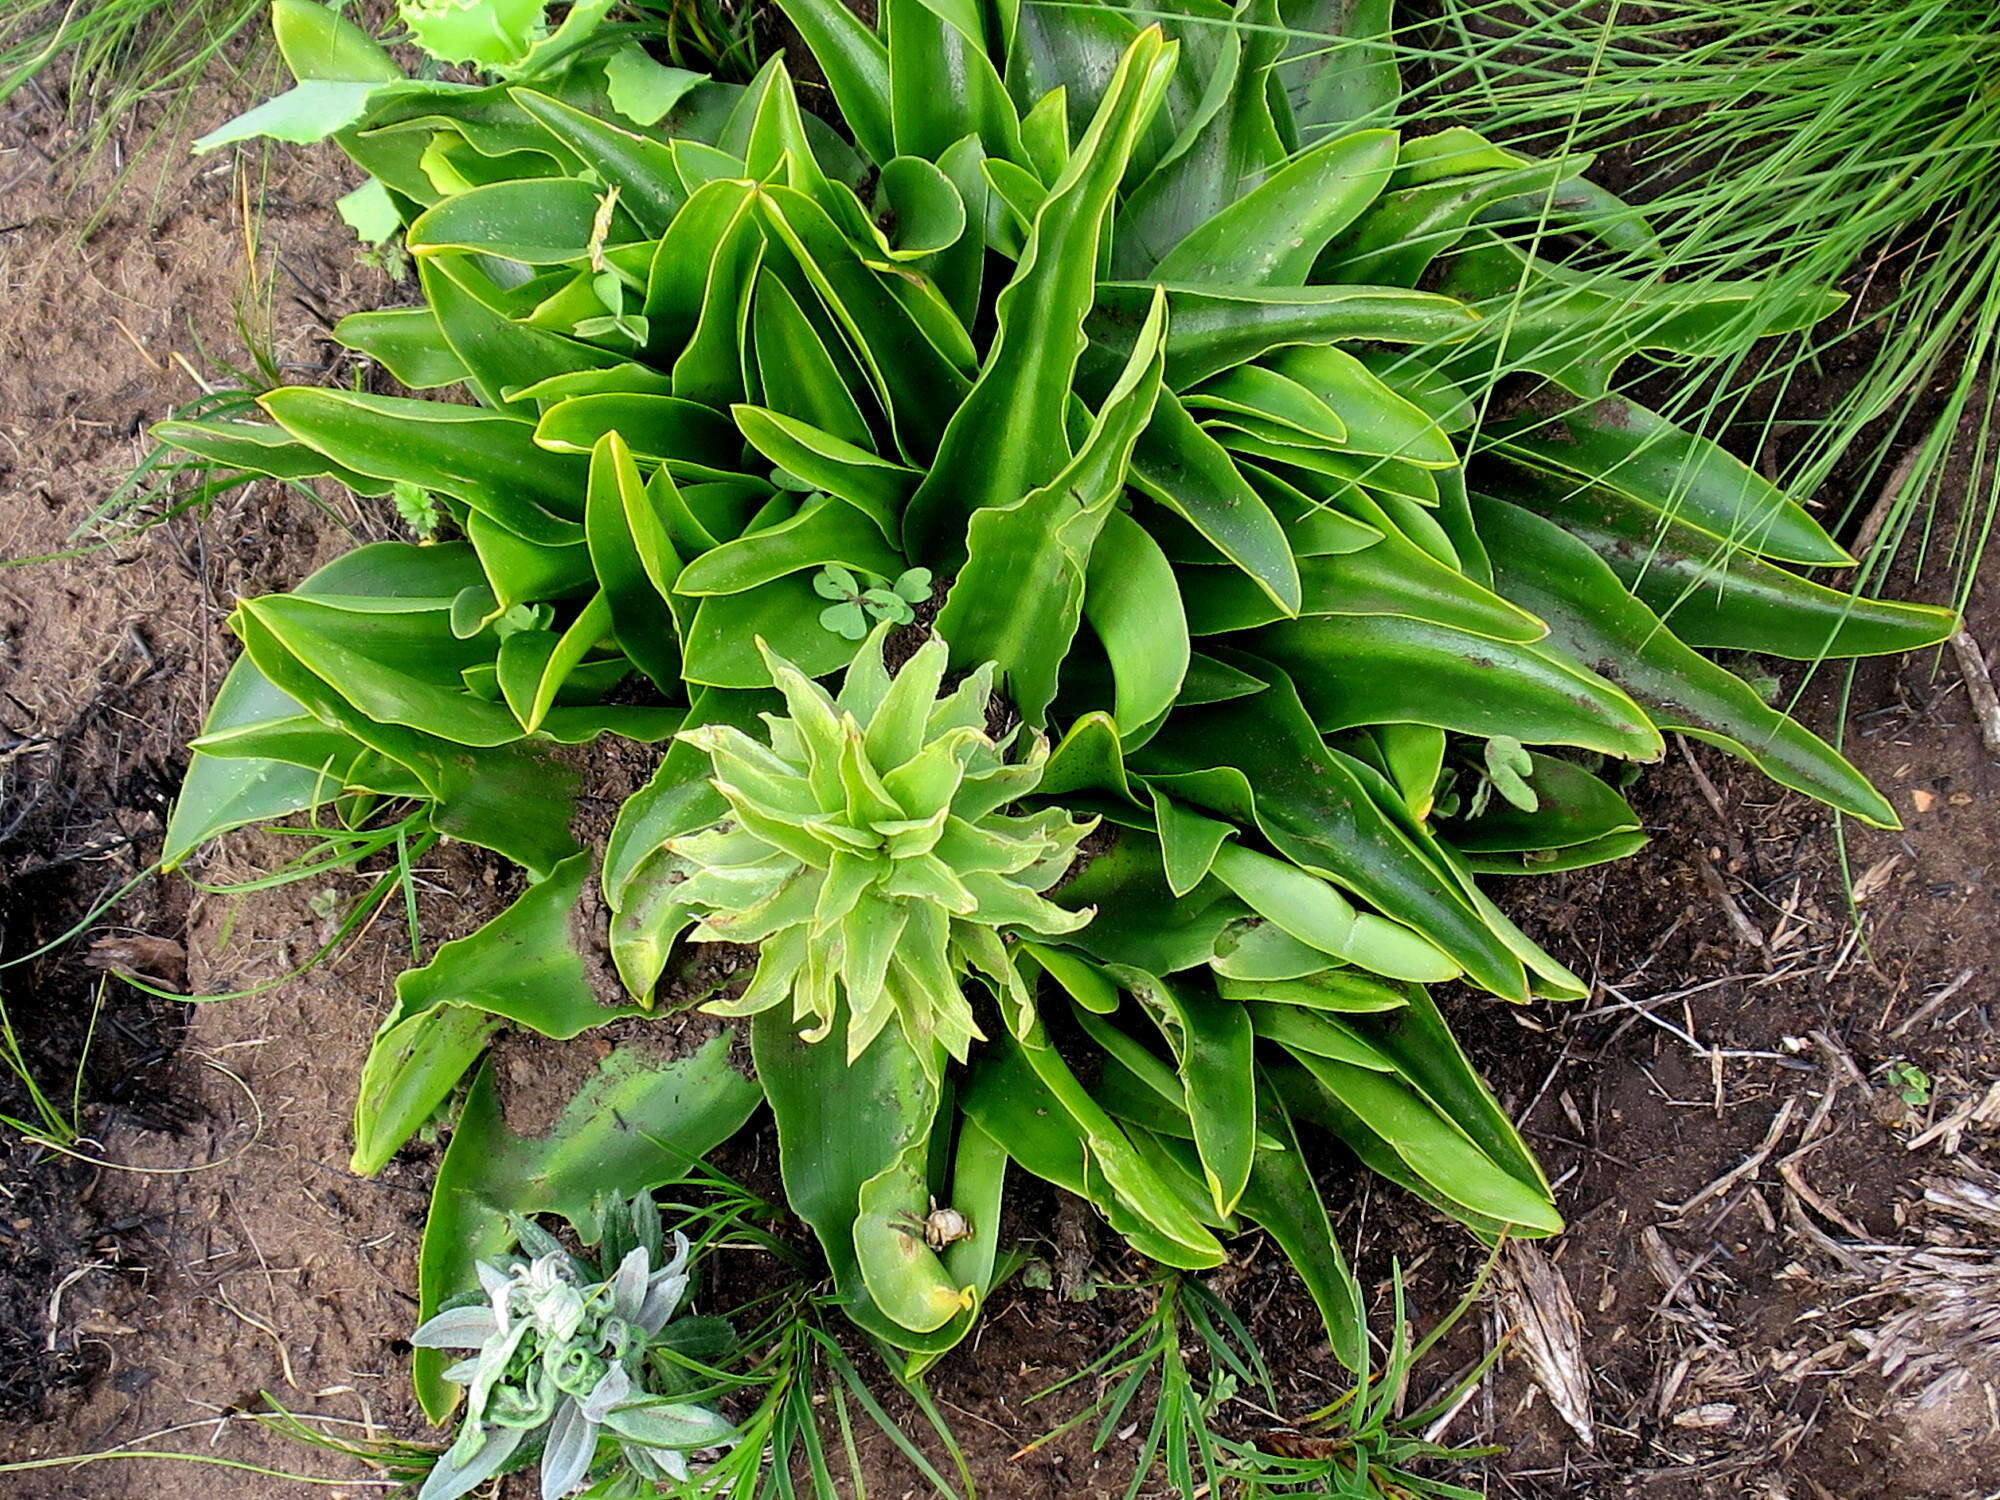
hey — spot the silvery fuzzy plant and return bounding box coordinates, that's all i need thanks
[412,1196,735,1499]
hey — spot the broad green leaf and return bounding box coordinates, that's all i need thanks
[499,592,615,734]
[674,493,906,597]
[1493,467,1955,660]
[1018,84,1072,181]
[1215,969,1408,1012]
[1274,0,1396,141]
[602,44,705,128]
[605,689,775,996]
[511,87,688,234]
[1438,234,1840,398]
[644,178,760,364]
[532,392,743,473]
[152,416,395,496]
[1113,0,1288,273]
[1263,343,1458,466]
[229,605,581,876]
[272,0,402,83]
[854,1089,979,1335]
[1247,1003,1397,1070]
[886,0,1023,165]
[1050,826,1247,976]
[164,543,485,864]
[1130,393,1301,613]
[1084,507,1189,735]
[1249,613,1663,758]
[871,155,970,258]
[1181,534,1544,642]
[732,405,915,535]
[332,306,471,390]
[1137,656,1538,999]
[927,134,992,329]
[1489,396,1851,566]
[1464,830,1650,874]
[681,575,860,688]
[770,0,895,164]
[239,593,526,747]
[1375,722,1446,819]
[1150,127,1396,284]
[1116,968,1256,1217]
[749,272,875,447]
[585,431,683,691]
[754,1011,975,1355]
[757,184,971,464]
[407,177,623,264]
[936,287,1168,725]
[1319,145,1587,287]
[420,254,621,413]
[261,387,585,543]
[193,78,382,152]
[1283,1047,1561,1232]
[1207,841,1456,983]
[1348,986,1553,1199]
[962,1021,1225,1268]
[1186,365,1349,447]
[1090,282,1479,390]
[351,852,645,1176]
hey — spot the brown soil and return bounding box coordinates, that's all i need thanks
[2,32,1998,1500]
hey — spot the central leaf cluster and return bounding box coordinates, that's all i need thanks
[670,630,1093,1069]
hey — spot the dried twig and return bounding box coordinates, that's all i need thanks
[1949,630,2000,758]
[1890,967,1979,1039]
[1661,1097,1797,1220]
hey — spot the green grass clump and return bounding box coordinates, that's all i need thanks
[1421,0,2000,609]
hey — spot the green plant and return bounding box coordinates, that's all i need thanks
[1028,1258,1496,1499]
[155,0,1955,1423]
[412,1194,735,1499]
[1884,1059,1931,1108]
[812,564,931,638]
[666,628,1093,1067]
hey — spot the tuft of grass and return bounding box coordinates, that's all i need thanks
[1415,0,2000,612]
[0,0,269,198]
[1023,1259,1498,1499]
[0,978,97,1147]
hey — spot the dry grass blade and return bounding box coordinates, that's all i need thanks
[1498,1241,1595,1448]
[1843,1168,2000,1408]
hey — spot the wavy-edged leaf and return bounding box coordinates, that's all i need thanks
[937,287,1168,725]
[1477,494,1903,827]
[904,25,1176,557]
